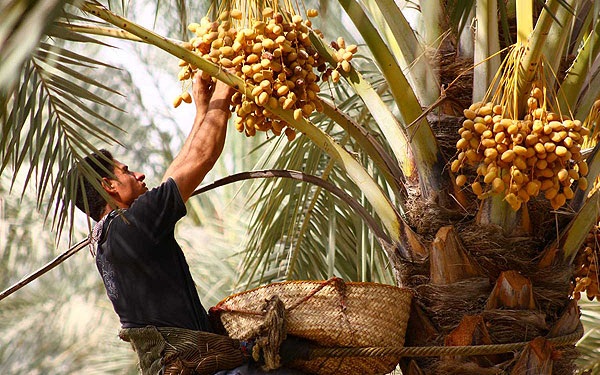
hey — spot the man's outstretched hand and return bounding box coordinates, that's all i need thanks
[192,71,235,116]
[192,72,213,118]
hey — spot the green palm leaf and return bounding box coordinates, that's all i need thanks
[365,0,440,106]
[237,94,397,288]
[0,0,72,90]
[333,0,448,197]
[578,298,600,373]
[558,17,600,119]
[1,4,127,236]
[2,54,121,235]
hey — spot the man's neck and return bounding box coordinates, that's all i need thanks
[100,204,117,221]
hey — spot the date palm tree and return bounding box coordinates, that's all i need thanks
[3,0,600,373]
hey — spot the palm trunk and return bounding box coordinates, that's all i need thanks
[396,228,579,374]
[394,116,581,374]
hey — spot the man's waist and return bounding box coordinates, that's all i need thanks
[120,319,211,332]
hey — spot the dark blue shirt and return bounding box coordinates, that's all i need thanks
[95,178,212,331]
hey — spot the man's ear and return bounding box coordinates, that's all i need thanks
[101,177,115,193]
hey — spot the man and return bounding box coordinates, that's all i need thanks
[73,74,306,374]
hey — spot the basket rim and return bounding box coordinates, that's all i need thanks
[213,278,414,310]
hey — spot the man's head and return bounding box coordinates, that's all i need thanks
[74,149,147,221]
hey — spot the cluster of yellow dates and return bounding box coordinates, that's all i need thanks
[452,83,590,211]
[173,8,357,141]
[573,227,600,301]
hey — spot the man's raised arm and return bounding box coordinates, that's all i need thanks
[163,73,234,202]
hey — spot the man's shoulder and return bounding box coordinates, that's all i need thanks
[106,178,186,243]
[132,178,181,206]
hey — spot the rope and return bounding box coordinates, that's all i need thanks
[250,296,287,370]
[308,323,584,358]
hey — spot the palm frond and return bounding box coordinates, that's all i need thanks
[364,0,440,106]
[559,16,600,118]
[561,190,600,265]
[473,0,501,101]
[540,0,575,91]
[237,163,395,289]
[577,299,600,373]
[236,100,397,289]
[2,18,125,237]
[0,0,73,90]
[519,0,566,95]
[174,0,189,40]
[332,0,449,196]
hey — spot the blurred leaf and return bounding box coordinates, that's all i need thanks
[577,299,600,373]
[0,0,75,90]
[1,6,128,238]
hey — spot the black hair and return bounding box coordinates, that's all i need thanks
[73,149,115,221]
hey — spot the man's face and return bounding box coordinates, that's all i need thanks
[107,160,148,207]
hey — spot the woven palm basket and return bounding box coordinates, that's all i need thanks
[212,278,413,375]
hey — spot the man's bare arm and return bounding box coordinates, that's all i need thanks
[163,73,234,202]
